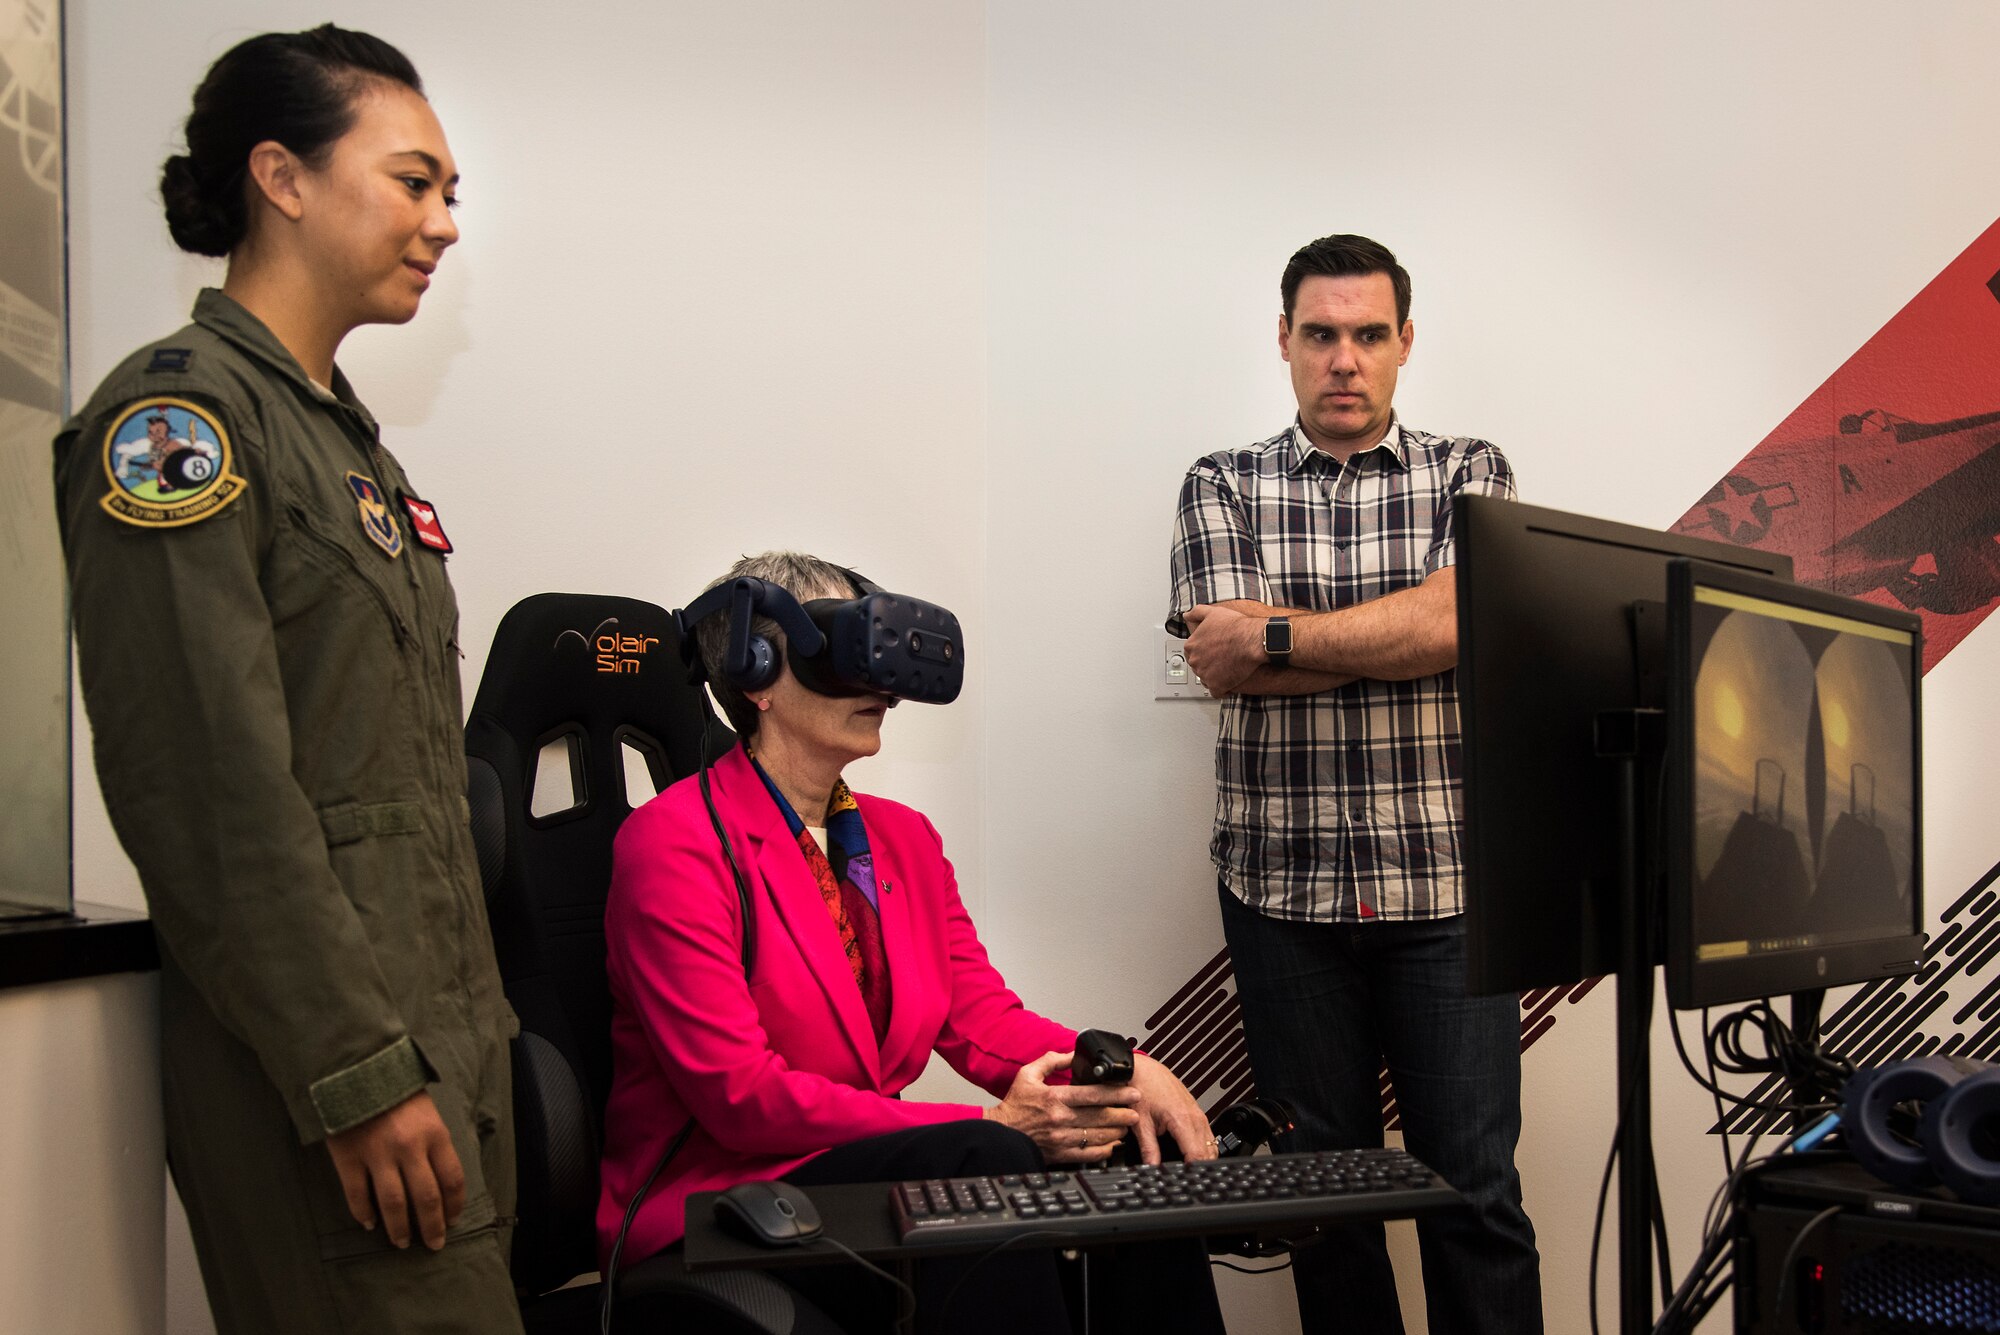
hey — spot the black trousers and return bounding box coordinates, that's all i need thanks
[1216,890,1542,1335]
[781,1120,1227,1335]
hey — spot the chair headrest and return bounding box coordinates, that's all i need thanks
[468,592,720,785]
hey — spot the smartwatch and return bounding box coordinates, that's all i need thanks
[1263,616,1292,667]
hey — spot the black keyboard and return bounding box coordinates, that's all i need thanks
[890,1147,1459,1246]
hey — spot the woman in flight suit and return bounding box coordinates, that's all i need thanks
[53,26,521,1334]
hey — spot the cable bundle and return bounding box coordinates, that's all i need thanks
[1639,1004,1856,1335]
[1705,1003,1854,1108]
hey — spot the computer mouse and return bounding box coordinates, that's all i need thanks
[713,1179,823,1247]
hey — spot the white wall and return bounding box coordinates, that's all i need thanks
[55,2,2000,1332]
[981,3,2000,1332]
[66,0,992,853]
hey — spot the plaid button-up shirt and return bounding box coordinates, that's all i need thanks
[1168,419,1516,922]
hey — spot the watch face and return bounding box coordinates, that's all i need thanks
[1265,619,1292,654]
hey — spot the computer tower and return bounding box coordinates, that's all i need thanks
[1736,1158,2000,1333]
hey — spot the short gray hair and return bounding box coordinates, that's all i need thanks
[694,551,860,739]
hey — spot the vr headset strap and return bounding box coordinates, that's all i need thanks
[674,577,825,684]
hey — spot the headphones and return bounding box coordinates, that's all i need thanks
[672,566,965,705]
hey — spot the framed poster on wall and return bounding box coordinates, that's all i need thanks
[0,0,70,918]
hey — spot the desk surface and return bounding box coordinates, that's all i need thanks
[684,1184,906,1272]
[684,1173,1464,1272]
[0,901,157,992]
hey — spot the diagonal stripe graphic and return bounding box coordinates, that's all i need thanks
[1145,216,2000,1132]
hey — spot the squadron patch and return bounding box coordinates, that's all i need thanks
[400,494,453,554]
[99,397,247,528]
[346,472,403,558]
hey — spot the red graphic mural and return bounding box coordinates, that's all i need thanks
[1674,220,2000,668]
[1147,218,2000,1126]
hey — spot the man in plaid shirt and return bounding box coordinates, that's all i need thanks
[1169,235,1541,1335]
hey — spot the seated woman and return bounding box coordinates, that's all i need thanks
[597,551,1226,1334]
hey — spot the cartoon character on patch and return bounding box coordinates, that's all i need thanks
[110,406,219,496]
[99,398,245,528]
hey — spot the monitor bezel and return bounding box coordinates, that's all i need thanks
[1664,558,1926,1010]
[1455,495,1792,996]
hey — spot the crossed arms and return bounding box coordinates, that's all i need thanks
[1180,565,1459,698]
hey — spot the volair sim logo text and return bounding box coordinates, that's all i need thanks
[554,618,660,675]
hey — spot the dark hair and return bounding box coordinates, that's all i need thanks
[1280,234,1412,328]
[160,25,423,257]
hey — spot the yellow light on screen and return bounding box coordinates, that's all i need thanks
[1824,699,1851,749]
[1712,682,1746,740]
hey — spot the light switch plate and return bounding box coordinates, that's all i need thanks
[1156,633,1208,699]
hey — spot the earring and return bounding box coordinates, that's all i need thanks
[756,698,771,712]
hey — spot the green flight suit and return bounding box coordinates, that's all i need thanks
[54,289,524,1335]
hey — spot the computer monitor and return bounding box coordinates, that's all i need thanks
[1665,559,1924,1009]
[1456,495,1793,995]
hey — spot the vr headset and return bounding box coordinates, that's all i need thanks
[672,568,964,704]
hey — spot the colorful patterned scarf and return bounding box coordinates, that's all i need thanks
[751,759,893,1043]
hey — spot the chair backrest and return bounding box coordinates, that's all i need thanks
[465,592,728,1294]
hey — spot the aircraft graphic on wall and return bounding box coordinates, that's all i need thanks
[1678,412,2000,656]
[1144,217,2000,1128]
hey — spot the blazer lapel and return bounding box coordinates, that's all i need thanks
[859,796,926,1075]
[718,751,881,1085]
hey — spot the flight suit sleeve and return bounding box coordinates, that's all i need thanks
[55,398,429,1142]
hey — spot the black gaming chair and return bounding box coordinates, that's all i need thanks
[465,592,841,1334]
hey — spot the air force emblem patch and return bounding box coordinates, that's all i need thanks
[345,472,403,558]
[99,397,247,528]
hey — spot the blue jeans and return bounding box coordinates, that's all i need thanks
[1217,885,1543,1335]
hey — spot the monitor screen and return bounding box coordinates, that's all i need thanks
[1666,561,1925,1008]
[1456,496,1792,995]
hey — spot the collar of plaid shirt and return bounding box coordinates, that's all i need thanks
[1283,415,1409,475]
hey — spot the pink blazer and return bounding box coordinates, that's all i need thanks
[595,746,1076,1265]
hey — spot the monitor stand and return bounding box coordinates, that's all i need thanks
[1593,711,1825,1333]
[1597,707,1666,1335]
[1789,987,1827,1132]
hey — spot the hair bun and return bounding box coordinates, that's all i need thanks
[159,153,237,257]
[161,27,422,259]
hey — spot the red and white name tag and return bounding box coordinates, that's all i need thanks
[401,495,453,554]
